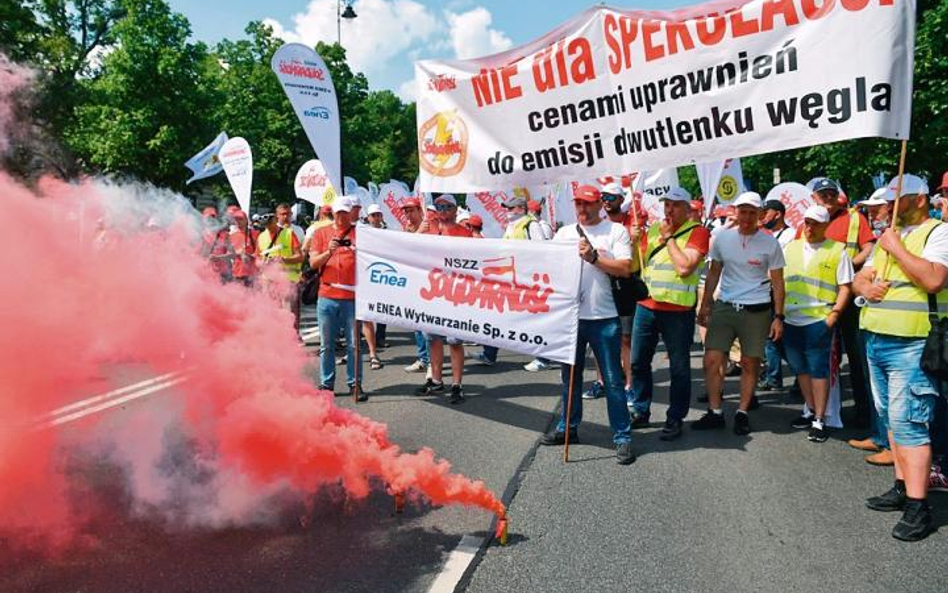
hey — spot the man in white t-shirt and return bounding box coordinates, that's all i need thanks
[539,184,636,465]
[695,192,786,436]
[781,205,853,443]
[855,174,948,541]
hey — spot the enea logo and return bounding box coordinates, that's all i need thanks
[304,106,331,119]
[418,110,468,178]
[368,262,407,288]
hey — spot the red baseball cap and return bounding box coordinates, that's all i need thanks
[468,214,484,229]
[573,184,601,203]
[527,199,542,214]
[400,197,422,209]
[937,171,948,191]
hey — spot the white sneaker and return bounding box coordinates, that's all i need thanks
[523,359,549,372]
[404,359,426,373]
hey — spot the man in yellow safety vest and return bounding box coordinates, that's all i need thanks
[854,174,948,541]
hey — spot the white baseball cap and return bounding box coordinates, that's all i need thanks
[887,174,929,197]
[732,191,762,209]
[859,187,892,207]
[456,208,471,223]
[332,197,352,213]
[600,181,623,196]
[366,204,382,215]
[345,194,362,209]
[660,186,692,203]
[803,205,830,223]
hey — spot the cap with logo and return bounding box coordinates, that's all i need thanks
[399,196,421,209]
[573,184,601,203]
[803,205,830,223]
[732,191,763,209]
[660,186,692,203]
[811,178,841,194]
[886,174,929,198]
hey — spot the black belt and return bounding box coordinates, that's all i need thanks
[719,301,770,312]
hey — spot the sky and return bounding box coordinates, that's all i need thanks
[165,0,684,101]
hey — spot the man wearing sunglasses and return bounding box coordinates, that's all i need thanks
[416,194,472,404]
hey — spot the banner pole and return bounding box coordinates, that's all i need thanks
[563,363,576,463]
[353,315,361,402]
[881,139,908,281]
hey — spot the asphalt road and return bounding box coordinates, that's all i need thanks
[2,310,947,593]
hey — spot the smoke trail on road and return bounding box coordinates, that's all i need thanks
[0,55,502,552]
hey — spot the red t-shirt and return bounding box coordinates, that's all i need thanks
[229,229,258,278]
[427,223,473,238]
[638,224,711,312]
[313,225,357,300]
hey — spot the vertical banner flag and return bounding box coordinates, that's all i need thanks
[764,182,813,230]
[716,158,746,205]
[414,2,915,191]
[219,137,253,213]
[294,159,337,207]
[378,181,411,230]
[344,176,360,196]
[696,160,727,218]
[629,168,680,222]
[272,43,342,194]
[184,131,228,184]
[356,227,582,362]
[466,190,509,238]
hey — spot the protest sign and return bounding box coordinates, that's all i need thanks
[219,137,253,213]
[466,190,508,238]
[294,159,337,207]
[272,43,342,193]
[184,131,228,184]
[764,182,812,229]
[377,181,411,230]
[356,227,581,363]
[415,1,914,191]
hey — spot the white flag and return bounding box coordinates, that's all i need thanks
[294,159,337,207]
[184,131,228,184]
[272,44,342,194]
[219,137,253,213]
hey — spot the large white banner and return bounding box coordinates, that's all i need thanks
[415,1,914,191]
[219,137,253,213]
[294,159,337,207]
[465,190,509,238]
[272,44,342,194]
[356,227,582,363]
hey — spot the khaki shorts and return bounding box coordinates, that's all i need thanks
[705,301,770,359]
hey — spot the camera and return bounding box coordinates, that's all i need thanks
[337,238,352,247]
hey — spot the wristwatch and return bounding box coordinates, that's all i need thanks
[774,314,786,321]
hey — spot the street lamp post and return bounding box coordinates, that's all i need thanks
[337,0,357,45]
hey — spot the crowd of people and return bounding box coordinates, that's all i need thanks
[199,169,948,542]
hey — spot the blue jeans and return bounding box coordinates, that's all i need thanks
[764,337,784,385]
[317,298,361,388]
[556,317,631,444]
[629,305,695,422]
[414,330,429,364]
[783,321,833,379]
[482,345,499,362]
[865,332,940,448]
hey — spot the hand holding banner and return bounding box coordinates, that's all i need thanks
[219,137,253,213]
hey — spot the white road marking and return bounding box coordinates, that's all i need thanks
[426,534,483,593]
[44,371,185,419]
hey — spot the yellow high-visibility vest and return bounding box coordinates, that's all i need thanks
[784,238,844,322]
[258,227,302,283]
[642,221,701,307]
[861,218,948,338]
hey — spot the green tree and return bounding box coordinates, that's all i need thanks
[64,0,218,190]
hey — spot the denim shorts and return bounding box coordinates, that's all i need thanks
[866,331,941,447]
[783,320,833,379]
[423,333,463,346]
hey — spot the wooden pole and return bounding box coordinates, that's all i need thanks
[881,139,909,281]
[353,316,361,402]
[563,363,576,463]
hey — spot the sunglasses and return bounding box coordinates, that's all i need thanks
[601,194,622,202]
[434,203,456,211]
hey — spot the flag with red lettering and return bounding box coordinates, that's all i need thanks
[415,1,915,192]
[356,227,582,363]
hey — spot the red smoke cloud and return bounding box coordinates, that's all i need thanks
[0,67,501,554]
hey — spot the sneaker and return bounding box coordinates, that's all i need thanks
[808,424,829,443]
[616,442,636,465]
[523,359,549,372]
[404,359,427,373]
[929,464,948,492]
[539,429,578,446]
[350,383,368,403]
[415,379,445,396]
[630,414,650,429]
[692,410,726,431]
[449,384,465,405]
[892,499,934,542]
[336,354,347,366]
[866,482,906,512]
[317,384,333,393]
[791,413,815,429]
[472,352,496,367]
[733,411,751,436]
[659,419,683,441]
[581,381,604,400]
